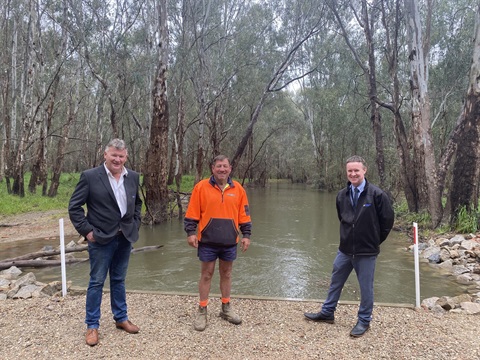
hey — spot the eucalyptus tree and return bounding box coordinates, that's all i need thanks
[65,0,151,168]
[143,0,170,224]
[326,0,391,190]
[229,0,329,174]
[404,0,479,227]
[447,3,480,225]
[8,0,41,197]
[28,0,74,196]
[0,0,13,183]
[46,0,78,198]
[177,0,255,182]
[326,0,420,207]
[405,0,443,226]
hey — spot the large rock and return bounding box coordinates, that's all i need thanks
[449,235,466,246]
[13,284,40,299]
[456,274,473,285]
[0,266,22,280]
[421,297,439,310]
[422,246,441,263]
[454,302,480,315]
[453,293,472,303]
[40,281,66,296]
[437,259,453,270]
[436,296,456,310]
[439,248,451,262]
[460,240,479,251]
[0,277,11,290]
[12,272,37,287]
[452,265,470,276]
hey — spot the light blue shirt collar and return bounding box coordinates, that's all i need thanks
[351,180,366,193]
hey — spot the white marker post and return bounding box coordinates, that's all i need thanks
[413,222,420,308]
[59,218,67,297]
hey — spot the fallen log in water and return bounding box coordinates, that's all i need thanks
[1,245,89,263]
[131,245,163,253]
[0,244,163,270]
[0,258,88,270]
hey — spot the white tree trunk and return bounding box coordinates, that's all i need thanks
[405,0,443,227]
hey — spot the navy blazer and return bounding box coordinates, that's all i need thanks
[68,164,142,244]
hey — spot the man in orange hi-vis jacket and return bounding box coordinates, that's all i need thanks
[184,155,252,331]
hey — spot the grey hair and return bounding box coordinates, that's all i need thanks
[346,155,367,168]
[105,139,128,154]
[211,154,230,166]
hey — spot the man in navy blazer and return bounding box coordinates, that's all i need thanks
[69,138,142,346]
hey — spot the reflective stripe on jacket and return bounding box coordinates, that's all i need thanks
[184,176,252,246]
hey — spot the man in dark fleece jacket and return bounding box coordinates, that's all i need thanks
[304,155,394,338]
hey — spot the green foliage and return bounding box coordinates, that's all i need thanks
[404,211,432,228]
[392,199,409,217]
[393,199,432,229]
[0,173,80,215]
[0,173,195,216]
[173,175,195,193]
[453,206,479,234]
[395,198,480,234]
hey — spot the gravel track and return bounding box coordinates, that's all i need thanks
[1,292,479,359]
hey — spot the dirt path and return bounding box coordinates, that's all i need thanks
[0,210,78,244]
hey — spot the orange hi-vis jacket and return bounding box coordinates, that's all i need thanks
[184,176,252,246]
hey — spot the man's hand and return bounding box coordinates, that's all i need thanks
[240,237,250,252]
[86,231,95,243]
[187,235,198,248]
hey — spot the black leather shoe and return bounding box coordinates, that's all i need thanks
[304,311,334,323]
[350,321,369,337]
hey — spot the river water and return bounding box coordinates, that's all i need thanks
[4,182,465,304]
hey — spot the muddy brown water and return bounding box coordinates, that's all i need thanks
[1,182,466,304]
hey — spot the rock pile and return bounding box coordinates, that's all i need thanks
[0,265,69,300]
[414,233,480,315]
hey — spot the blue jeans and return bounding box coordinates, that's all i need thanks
[321,251,377,325]
[85,233,132,329]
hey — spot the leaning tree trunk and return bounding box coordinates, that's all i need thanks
[382,0,419,210]
[48,93,76,197]
[328,0,387,189]
[447,4,480,224]
[362,0,386,190]
[174,90,186,219]
[28,91,52,195]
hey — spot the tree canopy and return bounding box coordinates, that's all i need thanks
[0,0,479,227]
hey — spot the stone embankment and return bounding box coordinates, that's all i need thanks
[0,265,68,300]
[414,232,480,315]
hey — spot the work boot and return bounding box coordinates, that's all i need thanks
[219,302,242,325]
[193,306,207,331]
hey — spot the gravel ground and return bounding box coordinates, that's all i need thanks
[1,292,479,360]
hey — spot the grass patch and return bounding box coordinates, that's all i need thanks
[0,173,79,215]
[0,173,197,216]
[453,206,479,234]
[394,198,480,234]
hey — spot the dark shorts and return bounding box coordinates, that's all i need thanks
[198,243,237,262]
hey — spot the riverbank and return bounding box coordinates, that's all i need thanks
[0,210,77,244]
[1,291,480,359]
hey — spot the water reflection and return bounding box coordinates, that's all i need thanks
[2,182,466,304]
